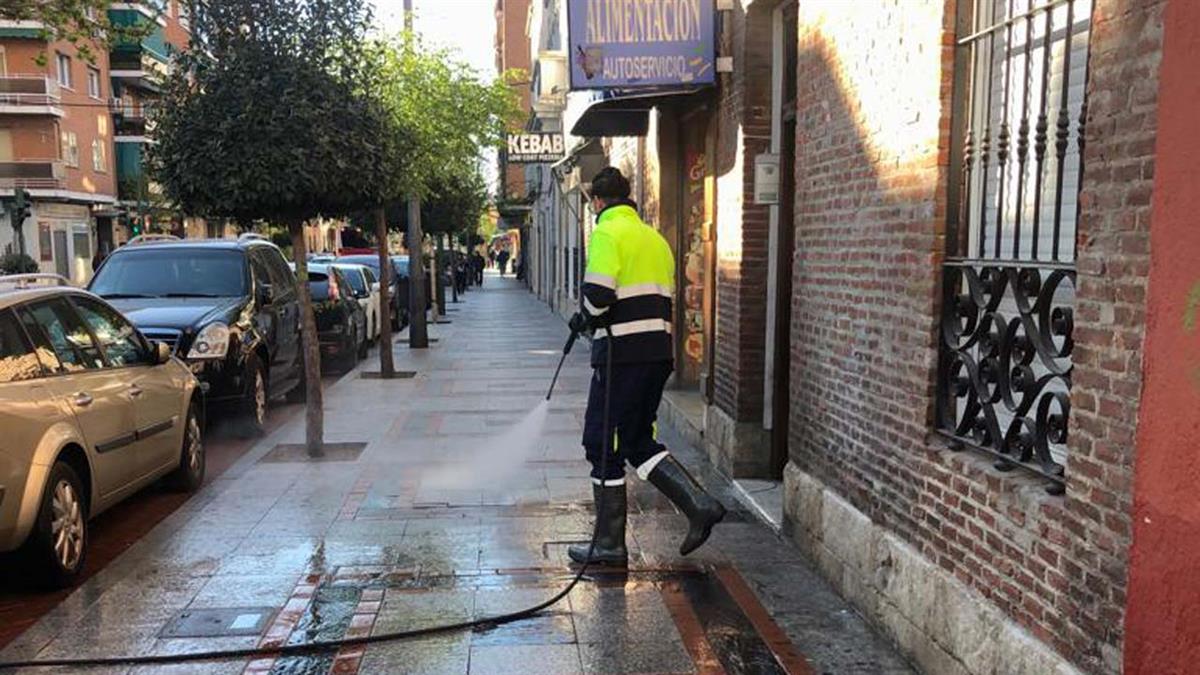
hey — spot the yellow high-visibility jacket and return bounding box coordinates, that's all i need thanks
[581,201,675,366]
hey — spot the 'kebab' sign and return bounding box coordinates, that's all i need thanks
[568,0,715,90]
[506,133,565,164]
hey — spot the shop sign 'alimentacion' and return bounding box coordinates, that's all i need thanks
[568,0,716,90]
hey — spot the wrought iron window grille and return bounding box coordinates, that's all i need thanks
[939,0,1092,494]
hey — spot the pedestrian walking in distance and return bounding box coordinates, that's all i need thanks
[567,167,726,566]
[497,249,510,277]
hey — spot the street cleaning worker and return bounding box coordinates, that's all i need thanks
[567,167,726,566]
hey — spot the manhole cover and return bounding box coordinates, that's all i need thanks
[160,607,276,638]
[259,442,367,463]
[360,370,418,380]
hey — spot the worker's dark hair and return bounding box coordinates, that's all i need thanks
[589,167,632,202]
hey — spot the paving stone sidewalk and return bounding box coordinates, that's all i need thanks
[1,273,915,675]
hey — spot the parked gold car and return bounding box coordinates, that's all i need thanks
[0,275,204,587]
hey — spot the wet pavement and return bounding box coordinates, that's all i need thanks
[0,273,915,674]
[0,394,321,651]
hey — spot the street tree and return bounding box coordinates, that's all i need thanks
[365,33,519,371]
[422,170,488,307]
[150,0,389,454]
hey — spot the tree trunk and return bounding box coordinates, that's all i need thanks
[450,235,460,303]
[291,224,324,456]
[434,234,446,316]
[375,207,395,377]
[407,196,428,348]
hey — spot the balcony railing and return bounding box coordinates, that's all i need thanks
[111,103,152,136]
[0,76,63,111]
[0,160,67,190]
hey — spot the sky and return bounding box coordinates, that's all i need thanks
[373,0,502,190]
[373,0,498,77]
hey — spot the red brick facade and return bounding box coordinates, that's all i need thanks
[712,2,774,423]
[778,0,1164,672]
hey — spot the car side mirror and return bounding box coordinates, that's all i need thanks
[256,283,274,305]
[371,282,380,293]
[153,341,172,365]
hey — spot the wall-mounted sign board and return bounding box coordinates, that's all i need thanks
[506,133,565,163]
[568,0,716,90]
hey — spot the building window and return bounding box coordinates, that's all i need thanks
[938,0,1093,494]
[87,67,101,99]
[92,139,107,172]
[61,131,79,167]
[56,53,72,89]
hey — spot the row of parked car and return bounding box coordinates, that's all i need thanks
[0,233,418,587]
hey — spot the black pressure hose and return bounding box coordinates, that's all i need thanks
[0,327,613,671]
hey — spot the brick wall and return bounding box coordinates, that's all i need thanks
[784,0,1163,672]
[1064,0,1164,662]
[712,1,773,422]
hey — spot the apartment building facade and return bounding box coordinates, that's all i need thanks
[0,2,201,283]
[516,1,1199,673]
[0,21,117,283]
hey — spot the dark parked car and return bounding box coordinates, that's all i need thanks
[335,254,411,330]
[88,235,304,435]
[302,263,367,373]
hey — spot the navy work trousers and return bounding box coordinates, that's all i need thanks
[582,360,673,483]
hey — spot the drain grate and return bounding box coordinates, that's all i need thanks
[160,607,277,638]
[259,442,367,463]
[360,370,418,380]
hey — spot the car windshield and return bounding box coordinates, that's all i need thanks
[336,268,367,294]
[91,249,247,298]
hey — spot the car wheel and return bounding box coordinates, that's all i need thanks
[239,362,268,437]
[341,327,358,373]
[357,324,370,359]
[286,363,307,403]
[23,461,88,588]
[167,402,205,492]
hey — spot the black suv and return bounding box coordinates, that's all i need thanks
[89,235,303,434]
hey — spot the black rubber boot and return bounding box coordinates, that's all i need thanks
[569,484,628,565]
[647,456,726,556]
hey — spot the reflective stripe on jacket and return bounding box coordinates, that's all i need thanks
[582,201,675,366]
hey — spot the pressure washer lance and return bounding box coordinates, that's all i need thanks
[0,326,614,672]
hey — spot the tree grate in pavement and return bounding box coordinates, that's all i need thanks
[359,370,418,380]
[159,607,277,638]
[258,442,367,463]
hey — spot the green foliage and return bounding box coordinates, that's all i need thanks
[368,34,522,204]
[0,0,157,64]
[0,252,40,275]
[150,0,390,227]
[477,211,498,242]
[422,171,488,237]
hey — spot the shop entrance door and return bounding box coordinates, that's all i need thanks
[674,108,715,395]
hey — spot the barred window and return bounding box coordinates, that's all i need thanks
[939,0,1092,494]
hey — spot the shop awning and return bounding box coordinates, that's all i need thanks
[570,88,707,138]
